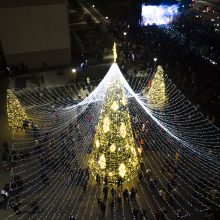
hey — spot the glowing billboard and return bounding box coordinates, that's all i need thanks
[141,4,179,25]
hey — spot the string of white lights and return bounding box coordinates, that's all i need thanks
[130,102,191,218]
[131,102,218,214]
[7,106,97,218]
[10,75,152,218]
[6,63,219,220]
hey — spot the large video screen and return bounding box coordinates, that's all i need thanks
[141,4,179,26]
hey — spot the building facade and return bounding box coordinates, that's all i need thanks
[0,0,71,69]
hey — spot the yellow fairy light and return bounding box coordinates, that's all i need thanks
[132,161,137,166]
[98,154,106,169]
[120,122,127,138]
[96,139,100,148]
[103,117,110,133]
[110,144,116,152]
[121,96,127,106]
[109,172,113,177]
[90,158,94,165]
[111,101,119,112]
[119,163,126,177]
[137,147,143,155]
[132,148,137,156]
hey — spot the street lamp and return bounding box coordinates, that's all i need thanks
[105,16,109,20]
[123,32,127,36]
[153,58,157,69]
[71,68,77,84]
[92,5,95,8]
[71,68,76,73]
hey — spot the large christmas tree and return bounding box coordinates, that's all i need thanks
[89,77,139,183]
[145,65,167,109]
[7,89,27,131]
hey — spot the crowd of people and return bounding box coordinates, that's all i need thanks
[1,90,220,220]
[0,122,41,215]
[0,106,96,218]
[1,150,41,216]
[107,7,220,126]
[131,110,220,220]
[1,2,220,219]
[97,186,143,218]
[1,174,24,214]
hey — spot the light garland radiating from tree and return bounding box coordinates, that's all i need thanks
[145,65,167,109]
[5,64,220,219]
[7,89,28,131]
[89,78,139,183]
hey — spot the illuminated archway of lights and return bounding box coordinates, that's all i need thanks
[7,63,220,220]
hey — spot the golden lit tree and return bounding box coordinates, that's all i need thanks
[89,80,139,183]
[145,65,167,109]
[7,89,28,131]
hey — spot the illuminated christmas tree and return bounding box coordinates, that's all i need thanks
[7,89,28,131]
[145,65,167,109]
[89,77,139,184]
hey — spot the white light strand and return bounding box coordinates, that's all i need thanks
[6,63,219,220]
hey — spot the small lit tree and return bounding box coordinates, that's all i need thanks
[145,65,167,109]
[7,89,28,131]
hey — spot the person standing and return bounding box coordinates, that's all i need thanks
[130,187,137,201]
[10,201,21,215]
[117,176,123,188]
[100,202,106,216]
[2,142,9,162]
[103,185,109,200]
[117,192,122,207]
[97,198,102,209]
[96,173,101,185]
[123,189,129,202]
[104,176,108,185]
